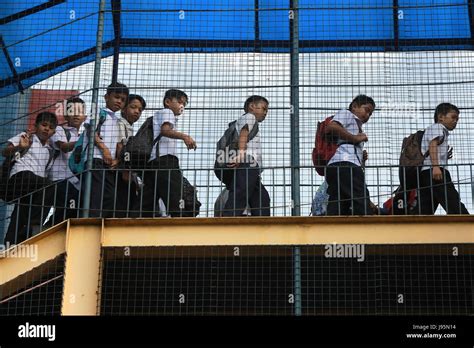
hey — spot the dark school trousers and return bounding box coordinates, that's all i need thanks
[82,159,117,218]
[115,170,140,218]
[4,171,55,244]
[418,168,469,215]
[223,163,270,217]
[326,161,372,216]
[51,180,80,224]
[142,155,184,217]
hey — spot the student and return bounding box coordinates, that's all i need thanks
[418,103,469,214]
[83,82,128,217]
[142,89,197,217]
[115,94,146,217]
[3,112,57,244]
[325,95,375,216]
[48,97,86,224]
[222,95,270,217]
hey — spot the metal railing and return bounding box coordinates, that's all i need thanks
[1,163,472,245]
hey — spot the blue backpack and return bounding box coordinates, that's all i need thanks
[68,109,107,174]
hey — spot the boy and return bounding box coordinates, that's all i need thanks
[222,95,270,216]
[83,82,128,217]
[142,89,196,217]
[325,95,375,216]
[115,94,146,217]
[418,103,469,214]
[48,97,86,224]
[3,112,57,244]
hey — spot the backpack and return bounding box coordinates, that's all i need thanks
[69,109,107,174]
[312,116,339,176]
[312,115,362,176]
[310,181,329,216]
[213,119,259,184]
[382,186,418,215]
[120,117,162,169]
[180,176,201,217]
[399,130,429,190]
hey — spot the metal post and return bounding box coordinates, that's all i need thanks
[82,0,106,217]
[290,0,302,316]
[290,0,300,217]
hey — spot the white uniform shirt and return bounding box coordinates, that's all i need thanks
[149,108,178,161]
[117,117,134,144]
[8,133,53,178]
[327,109,364,167]
[49,125,81,188]
[421,123,450,171]
[84,108,120,161]
[236,112,262,167]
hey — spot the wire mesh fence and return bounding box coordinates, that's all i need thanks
[1,1,474,242]
[0,254,65,316]
[100,245,474,316]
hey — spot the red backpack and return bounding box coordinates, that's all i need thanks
[312,116,338,176]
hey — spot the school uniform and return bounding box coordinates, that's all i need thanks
[4,133,55,244]
[82,108,120,217]
[222,112,270,217]
[326,109,372,215]
[418,123,469,214]
[142,108,185,217]
[49,125,81,223]
[115,117,141,217]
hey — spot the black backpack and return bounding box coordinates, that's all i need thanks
[213,119,259,185]
[120,117,162,169]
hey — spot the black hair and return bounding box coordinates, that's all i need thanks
[163,89,188,107]
[434,103,459,123]
[65,97,85,117]
[244,95,269,113]
[126,94,147,109]
[35,111,58,128]
[106,82,129,96]
[349,95,375,111]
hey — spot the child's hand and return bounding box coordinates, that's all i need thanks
[109,159,119,169]
[19,133,32,150]
[183,135,197,150]
[102,148,114,166]
[432,166,443,181]
[353,133,368,144]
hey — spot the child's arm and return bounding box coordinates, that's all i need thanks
[428,138,443,181]
[160,123,197,150]
[326,122,368,144]
[94,133,118,168]
[57,141,76,153]
[2,133,32,157]
[227,126,249,168]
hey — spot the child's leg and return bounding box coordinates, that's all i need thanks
[141,168,159,217]
[86,159,116,218]
[154,155,184,217]
[326,163,356,215]
[418,169,439,215]
[247,176,270,216]
[223,163,260,216]
[349,166,372,215]
[435,169,469,214]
